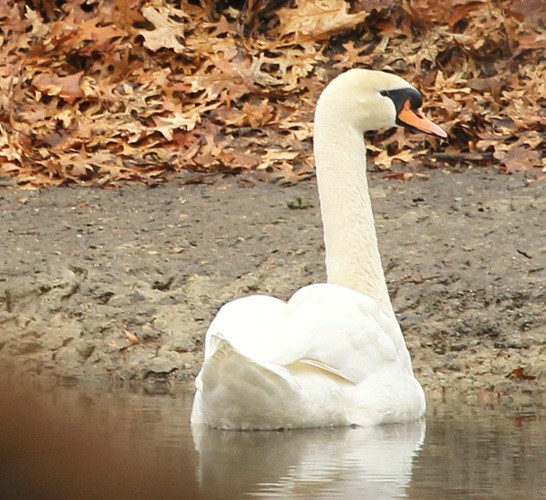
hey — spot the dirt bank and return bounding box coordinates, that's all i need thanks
[1,169,544,407]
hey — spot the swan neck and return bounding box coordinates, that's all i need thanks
[314,114,395,318]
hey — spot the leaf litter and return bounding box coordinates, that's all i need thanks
[0,0,544,187]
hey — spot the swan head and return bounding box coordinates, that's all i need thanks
[316,69,447,138]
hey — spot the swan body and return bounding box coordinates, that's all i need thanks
[191,69,446,430]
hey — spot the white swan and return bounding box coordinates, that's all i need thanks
[191,69,447,430]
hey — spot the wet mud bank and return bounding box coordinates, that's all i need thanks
[1,169,544,407]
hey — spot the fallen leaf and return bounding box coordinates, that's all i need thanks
[152,112,200,141]
[71,17,128,52]
[373,149,419,170]
[276,0,369,40]
[124,330,141,346]
[32,72,84,103]
[140,6,187,54]
[477,390,501,404]
[508,368,537,380]
[382,172,414,181]
[494,144,541,173]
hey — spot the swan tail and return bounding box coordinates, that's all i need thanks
[192,340,299,430]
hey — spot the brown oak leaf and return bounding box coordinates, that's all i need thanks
[32,72,84,103]
[140,6,187,54]
[276,0,369,40]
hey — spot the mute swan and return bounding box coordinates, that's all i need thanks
[191,69,447,430]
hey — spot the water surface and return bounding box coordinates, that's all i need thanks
[2,381,544,499]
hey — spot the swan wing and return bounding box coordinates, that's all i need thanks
[286,283,411,384]
[204,294,309,364]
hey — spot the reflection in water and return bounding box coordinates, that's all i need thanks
[409,409,546,499]
[193,421,425,498]
[1,379,544,499]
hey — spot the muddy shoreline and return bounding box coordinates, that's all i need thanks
[1,169,544,408]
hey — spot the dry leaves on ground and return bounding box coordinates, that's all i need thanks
[0,0,544,187]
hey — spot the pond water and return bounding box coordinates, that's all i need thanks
[2,381,545,499]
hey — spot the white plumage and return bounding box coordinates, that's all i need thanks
[192,284,425,429]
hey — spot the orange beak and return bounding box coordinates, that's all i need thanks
[398,99,447,138]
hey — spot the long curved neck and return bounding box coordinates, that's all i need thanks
[314,108,395,320]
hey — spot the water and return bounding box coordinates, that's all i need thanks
[1,381,545,499]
